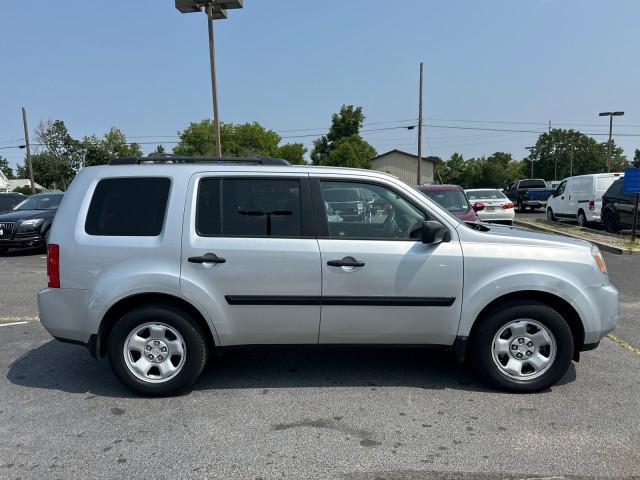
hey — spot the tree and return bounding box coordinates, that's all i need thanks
[81,128,143,167]
[310,105,377,167]
[0,156,14,179]
[173,120,304,161]
[276,143,307,165]
[633,149,640,168]
[321,135,377,169]
[439,152,524,188]
[526,129,628,180]
[154,145,166,154]
[14,120,82,189]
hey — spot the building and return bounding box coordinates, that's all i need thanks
[0,172,45,192]
[370,149,436,185]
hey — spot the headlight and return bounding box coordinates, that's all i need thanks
[591,245,607,274]
[20,219,45,227]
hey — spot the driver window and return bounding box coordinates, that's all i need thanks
[319,181,426,240]
[555,181,566,197]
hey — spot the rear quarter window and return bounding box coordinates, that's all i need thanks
[85,177,171,236]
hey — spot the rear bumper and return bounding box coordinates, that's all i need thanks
[523,200,546,208]
[38,288,94,344]
[477,210,515,223]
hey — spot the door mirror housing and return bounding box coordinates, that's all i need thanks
[472,202,485,212]
[420,221,450,244]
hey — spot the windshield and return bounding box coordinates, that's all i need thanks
[466,189,507,201]
[421,189,470,213]
[13,194,63,211]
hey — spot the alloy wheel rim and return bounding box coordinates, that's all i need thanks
[491,319,556,381]
[123,322,186,383]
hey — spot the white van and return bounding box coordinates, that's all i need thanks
[546,173,624,226]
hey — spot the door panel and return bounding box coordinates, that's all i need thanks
[180,174,322,346]
[318,239,463,344]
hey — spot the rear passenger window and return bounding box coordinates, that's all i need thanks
[85,177,171,236]
[196,178,302,237]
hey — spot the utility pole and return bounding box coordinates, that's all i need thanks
[206,3,222,157]
[417,62,423,185]
[570,145,574,177]
[21,107,35,194]
[525,146,535,177]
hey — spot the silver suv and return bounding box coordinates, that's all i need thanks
[38,156,619,396]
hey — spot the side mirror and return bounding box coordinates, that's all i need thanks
[472,202,485,212]
[421,220,451,244]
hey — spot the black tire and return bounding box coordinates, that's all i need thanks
[517,200,525,213]
[469,302,574,393]
[108,304,209,396]
[602,209,620,233]
[577,210,588,228]
[546,208,556,221]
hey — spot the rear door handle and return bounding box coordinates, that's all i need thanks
[188,253,226,264]
[327,257,365,268]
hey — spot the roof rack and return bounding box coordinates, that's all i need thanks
[110,154,291,166]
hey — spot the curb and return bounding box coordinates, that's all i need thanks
[513,220,630,255]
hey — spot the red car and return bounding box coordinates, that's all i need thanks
[416,184,482,222]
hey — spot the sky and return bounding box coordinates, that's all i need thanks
[1,0,639,171]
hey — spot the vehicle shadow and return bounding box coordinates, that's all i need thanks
[6,340,577,398]
[2,246,45,257]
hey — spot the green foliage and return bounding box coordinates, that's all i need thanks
[310,105,377,167]
[276,143,307,165]
[633,149,640,168]
[173,120,305,162]
[526,129,628,180]
[321,135,377,169]
[0,156,14,179]
[12,185,42,195]
[81,128,143,167]
[154,145,166,154]
[439,152,525,188]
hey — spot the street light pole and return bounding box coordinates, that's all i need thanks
[206,3,222,157]
[175,1,243,158]
[599,111,624,172]
[525,146,535,177]
[417,62,423,185]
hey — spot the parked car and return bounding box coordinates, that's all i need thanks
[547,173,623,227]
[322,186,369,222]
[0,192,64,254]
[601,177,640,232]
[38,156,618,396]
[0,192,25,213]
[416,184,480,222]
[464,189,515,225]
[504,179,555,213]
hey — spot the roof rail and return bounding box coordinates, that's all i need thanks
[110,154,291,166]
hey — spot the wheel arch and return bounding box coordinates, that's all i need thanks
[466,290,584,361]
[96,293,216,359]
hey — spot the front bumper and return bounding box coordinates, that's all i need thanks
[573,283,619,345]
[0,234,45,249]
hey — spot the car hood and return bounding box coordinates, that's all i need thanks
[0,209,56,222]
[459,222,592,250]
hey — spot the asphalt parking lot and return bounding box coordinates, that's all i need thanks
[1,246,639,479]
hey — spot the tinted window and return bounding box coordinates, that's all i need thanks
[320,181,425,240]
[421,189,470,213]
[519,179,547,189]
[554,181,566,197]
[197,178,303,237]
[85,178,170,236]
[0,195,22,211]
[605,178,624,198]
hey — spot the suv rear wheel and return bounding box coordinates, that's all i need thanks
[469,302,573,392]
[108,304,209,396]
[577,210,588,227]
[602,208,620,233]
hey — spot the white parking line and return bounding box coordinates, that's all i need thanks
[0,316,39,323]
[0,321,29,327]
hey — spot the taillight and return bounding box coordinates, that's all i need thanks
[47,244,60,288]
[588,200,595,211]
[502,203,514,209]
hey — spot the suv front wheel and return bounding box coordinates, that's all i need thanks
[108,304,209,396]
[469,302,573,392]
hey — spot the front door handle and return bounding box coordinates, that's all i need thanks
[327,257,365,268]
[188,253,226,264]
[561,196,564,200]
